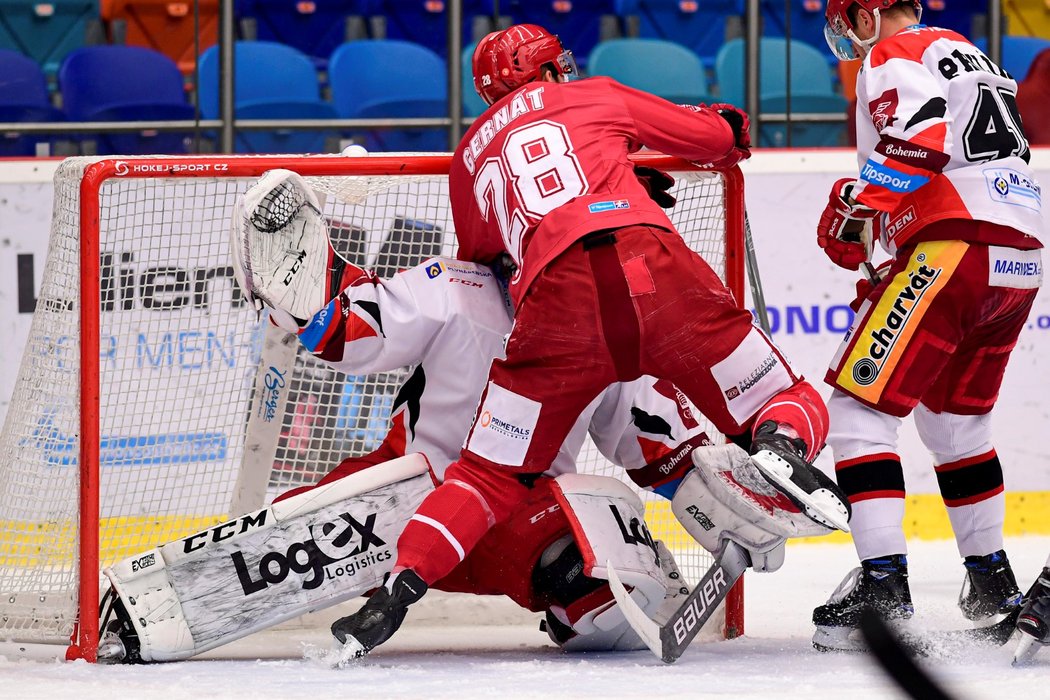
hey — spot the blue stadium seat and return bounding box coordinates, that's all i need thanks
[715,37,847,146]
[588,38,713,104]
[616,0,744,68]
[59,45,192,154]
[461,42,489,117]
[486,0,621,67]
[922,0,988,39]
[368,0,490,58]
[759,0,835,63]
[329,40,448,151]
[0,49,64,155]
[198,41,336,153]
[0,0,100,79]
[973,35,1050,83]
[235,0,371,68]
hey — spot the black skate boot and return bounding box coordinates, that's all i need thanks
[958,549,1023,622]
[749,420,852,532]
[1014,567,1050,665]
[330,569,428,663]
[96,586,142,664]
[812,554,914,652]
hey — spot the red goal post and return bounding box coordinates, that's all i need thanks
[0,154,745,662]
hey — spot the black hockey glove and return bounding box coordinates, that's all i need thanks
[634,165,676,208]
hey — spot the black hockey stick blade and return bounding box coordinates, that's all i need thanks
[897,608,1020,658]
[859,608,956,700]
[608,540,750,663]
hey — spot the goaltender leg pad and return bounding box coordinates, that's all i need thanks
[232,169,346,322]
[674,444,836,572]
[102,453,433,662]
[549,474,673,650]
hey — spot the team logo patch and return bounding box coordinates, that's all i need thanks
[425,261,445,278]
[869,89,899,132]
[983,168,1042,212]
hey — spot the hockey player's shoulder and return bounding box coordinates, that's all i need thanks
[868,25,966,67]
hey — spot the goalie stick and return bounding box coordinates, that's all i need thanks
[607,540,751,663]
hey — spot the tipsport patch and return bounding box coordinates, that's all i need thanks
[588,200,631,213]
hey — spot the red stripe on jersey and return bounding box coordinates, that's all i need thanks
[653,379,700,429]
[869,27,963,68]
[910,122,949,154]
[935,448,997,473]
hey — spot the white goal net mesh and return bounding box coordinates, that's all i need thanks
[0,155,736,649]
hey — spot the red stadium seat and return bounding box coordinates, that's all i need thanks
[1016,48,1050,146]
[101,0,218,74]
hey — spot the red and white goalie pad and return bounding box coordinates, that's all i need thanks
[672,444,835,572]
[102,454,434,662]
[550,474,687,651]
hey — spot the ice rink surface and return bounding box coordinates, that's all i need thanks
[2,536,1048,700]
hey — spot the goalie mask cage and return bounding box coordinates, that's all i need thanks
[0,154,745,662]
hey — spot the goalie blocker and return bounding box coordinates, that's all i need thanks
[98,458,689,662]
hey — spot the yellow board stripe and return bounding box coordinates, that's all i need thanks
[3,492,1047,569]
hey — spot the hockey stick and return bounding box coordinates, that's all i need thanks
[743,211,772,336]
[859,608,956,700]
[608,540,751,663]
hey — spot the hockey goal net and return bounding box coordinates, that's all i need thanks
[0,154,745,661]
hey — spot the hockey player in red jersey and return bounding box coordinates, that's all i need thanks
[331,24,851,658]
[812,0,1043,651]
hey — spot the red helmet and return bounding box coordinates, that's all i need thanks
[824,0,922,60]
[472,24,578,106]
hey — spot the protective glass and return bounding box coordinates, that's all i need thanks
[824,17,861,61]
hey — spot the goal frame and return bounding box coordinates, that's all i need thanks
[66,154,745,661]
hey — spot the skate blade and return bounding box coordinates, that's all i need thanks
[751,450,850,533]
[96,633,128,664]
[813,624,868,653]
[1014,634,1044,667]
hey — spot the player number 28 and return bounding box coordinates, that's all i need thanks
[473,120,589,262]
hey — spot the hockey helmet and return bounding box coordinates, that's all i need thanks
[472,24,579,106]
[824,0,922,60]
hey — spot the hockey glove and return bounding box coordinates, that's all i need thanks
[706,103,752,149]
[634,165,676,208]
[849,260,893,313]
[816,178,877,271]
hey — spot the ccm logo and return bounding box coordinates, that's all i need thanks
[183,510,268,553]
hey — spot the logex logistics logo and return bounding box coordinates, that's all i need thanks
[230,510,391,596]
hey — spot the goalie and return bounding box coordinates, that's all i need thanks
[98,165,840,664]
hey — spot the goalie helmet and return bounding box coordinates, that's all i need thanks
[472,24,578,106]
[824,0,921,61]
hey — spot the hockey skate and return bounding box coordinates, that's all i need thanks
[958,549,1023,623]
[748,421,851,532]
[96,586,142,664]
[812,555,914,652]
[330,569,428,664]
[1014,567,1050,666]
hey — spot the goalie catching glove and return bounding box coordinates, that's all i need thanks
[231,169,351,329]
[816,178,877,271]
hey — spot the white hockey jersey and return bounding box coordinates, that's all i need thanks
[852,24,1043,256]
[292,256,706,486]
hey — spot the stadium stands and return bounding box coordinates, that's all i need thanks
[329,39,448,152]
[0,49,64,155]
[235,0,369,69]
[59,45,193,154]
[101,0,218,74]
[588,38,714,104]
[974,35,1050,83]
[198,41,336,153]
[0,0,102,79]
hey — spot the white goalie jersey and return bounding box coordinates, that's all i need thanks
[281,255,707,489]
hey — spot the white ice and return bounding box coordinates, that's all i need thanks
[2,536,1048,700]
